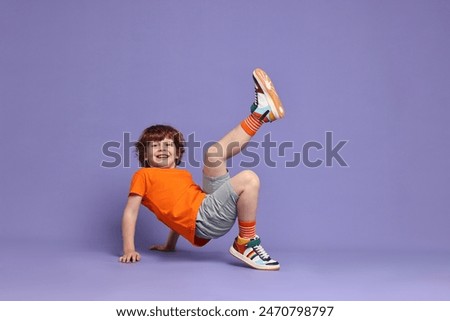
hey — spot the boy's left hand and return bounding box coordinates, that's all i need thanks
[149,244,175,252]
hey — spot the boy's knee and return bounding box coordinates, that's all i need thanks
[240,170,260,188]
[230,170,260,195]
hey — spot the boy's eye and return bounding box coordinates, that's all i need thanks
[149,141,173,148]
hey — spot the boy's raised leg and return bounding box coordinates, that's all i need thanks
[203,68,285,178]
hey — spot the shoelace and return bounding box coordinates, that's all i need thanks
[253,244,271,261]
[253,90,270,121]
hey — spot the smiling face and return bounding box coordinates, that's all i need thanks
[135,124,185,168]
[145,138,178,168]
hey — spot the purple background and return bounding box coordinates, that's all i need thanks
[1,0,449,300]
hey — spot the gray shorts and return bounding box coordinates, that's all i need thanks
[195,172,239,239]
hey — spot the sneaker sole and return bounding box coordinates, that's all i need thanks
[229,245,280,271]
[253,68,285,121]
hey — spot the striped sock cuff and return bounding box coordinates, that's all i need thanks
[238,220,256,239]
[240,114,263,136]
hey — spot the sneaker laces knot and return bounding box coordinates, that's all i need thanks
[254,245,271,261]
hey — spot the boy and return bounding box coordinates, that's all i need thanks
[119,68,285,270]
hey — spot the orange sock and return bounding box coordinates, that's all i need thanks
[238,220,256,239]
[240,114,263,136]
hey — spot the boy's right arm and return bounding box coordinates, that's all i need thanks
[119,195,142,263]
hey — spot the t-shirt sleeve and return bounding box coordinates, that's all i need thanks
[129,170,147,197]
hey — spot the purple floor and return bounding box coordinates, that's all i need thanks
[1,238,449,301]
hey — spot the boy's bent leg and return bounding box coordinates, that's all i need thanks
[197,169,257,238]
[228,170,280,271]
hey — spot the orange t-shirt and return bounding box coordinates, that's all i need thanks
[128,168,209,247]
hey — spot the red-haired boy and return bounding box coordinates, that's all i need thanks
[119,68,285,270]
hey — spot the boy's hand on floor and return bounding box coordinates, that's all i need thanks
[119,251,141,263]
[150,244,175,252]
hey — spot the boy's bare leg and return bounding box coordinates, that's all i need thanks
[203,125,252,178]
[203,127,260,222]
[229,170,260,222]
